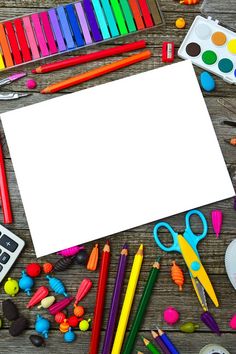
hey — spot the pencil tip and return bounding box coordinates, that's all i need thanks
[151,330,157,338]
[139,244,143,250]
[123,243,128,249]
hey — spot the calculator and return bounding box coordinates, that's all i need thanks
[0,224,25,283]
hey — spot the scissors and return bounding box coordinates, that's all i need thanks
[153,210,219,311]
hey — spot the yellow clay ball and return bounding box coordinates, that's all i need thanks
[175,18,186,29]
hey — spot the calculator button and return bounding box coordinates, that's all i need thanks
[0,235,18,252]
[0,264,2,272]
[0,252,10,264]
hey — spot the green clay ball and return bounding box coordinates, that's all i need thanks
[4,278,19,297]
[2,299,19,321]
[79,319,90,332]
[180,322,199,333]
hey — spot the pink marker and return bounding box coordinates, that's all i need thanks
[211,210,223,238]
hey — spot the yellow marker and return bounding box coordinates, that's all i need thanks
[111,244,144,354]
[0,52,5,70]
[178,235,219,308]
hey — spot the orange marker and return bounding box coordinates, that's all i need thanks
[0,24,14,67]
[41,50,152,93]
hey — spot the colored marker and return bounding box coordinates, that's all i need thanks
[65,4,85,46]
[100,0,119,37]
[91,0,111,39]
[57,6,75,49]
[4,21,22,64]
[40,12,58,54]
[75,2,93,44]
[48,9,67,51]
[14,18,32,62]
[0,23,13,67]
[31,14,49,56]
[22,16,40,59]
[83,0,102,41]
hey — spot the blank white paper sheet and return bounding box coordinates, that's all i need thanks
[1,61,234,257]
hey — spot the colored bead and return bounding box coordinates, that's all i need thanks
[68,315,79,327]
[35,314,51,339]
[75,249,88,265]
[2,299,19,321]
[27,286,49,308]
[19,270,34,296]
[74,305,85,318]
[9,316,28,336]
[171,261,184,291]
[175,17,186,29]
[200,72,216,92]
[200,311,221,336]
[57,245,84,257]
[229,314,236,330]
[55,312,66,324]
[74,278,93,305]
[87,244,99,271]
[54,256,74,272]
[163,307,180,325]
[79,318,91,331]
[26,263,41,277]
[26,79,37,89]
[4,278,19,297]
[48,297,74,315]
[59,319,70,333]
[64,327,76,343]
[37,296,56,309]
[43,262,53,274]
[211,210,223,238]
[30,334,46,347]
[46,275,68,297]
[180,322,199,333]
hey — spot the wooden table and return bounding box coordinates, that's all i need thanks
[0,1,236,353]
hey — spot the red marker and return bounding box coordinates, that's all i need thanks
[0,139,13,223]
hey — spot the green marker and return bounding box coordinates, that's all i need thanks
[119,0,136,32]
[110,0,128,34]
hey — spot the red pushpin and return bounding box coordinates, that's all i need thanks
[211,210,223,238]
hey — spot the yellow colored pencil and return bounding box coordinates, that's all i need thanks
[111,244,144,354]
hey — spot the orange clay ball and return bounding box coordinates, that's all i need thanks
[175,17,186,29]
[171,260,184,291]
[43,262,53,274]
[59,319,69,333]
[74,305,85,318]
[55,312,66,324]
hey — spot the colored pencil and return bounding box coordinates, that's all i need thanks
[33,40,146,73]
[156,328,180,354]
[123,258,161,353]
[41,50,152,93]
[141,337,161,354]
[151,331,171,354]
[0,139,13,224]
[111,244,144,354]
[89,241,110,354]
[102,244,128,354]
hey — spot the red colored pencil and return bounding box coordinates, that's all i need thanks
[0,139,13,223]
[89,241,111,354]
[32,40,146,74]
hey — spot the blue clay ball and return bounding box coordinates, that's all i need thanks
[200,71,216,92]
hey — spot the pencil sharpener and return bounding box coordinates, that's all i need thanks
[199,344,230,354]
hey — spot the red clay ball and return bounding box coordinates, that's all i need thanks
[26,263,41,277]
[68,315,79,327]
[55,312,66,324]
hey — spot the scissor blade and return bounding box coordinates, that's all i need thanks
[178,235,219,308]
[191,277,208,311]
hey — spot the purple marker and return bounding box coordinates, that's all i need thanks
[75,2,93,44]
[102,244,128,354]
[48,9,67,52]
[83,0,102,42]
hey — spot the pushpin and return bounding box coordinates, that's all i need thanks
[211,210,223,238]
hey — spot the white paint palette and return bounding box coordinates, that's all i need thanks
[225,239,236,290]
[178,16,236,84]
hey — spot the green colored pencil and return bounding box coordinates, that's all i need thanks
[141,336,161,354]
[122,258,161,353]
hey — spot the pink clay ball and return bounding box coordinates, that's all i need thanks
[26,79,37,89]
[229,314,236,330]
[163,307,180,325]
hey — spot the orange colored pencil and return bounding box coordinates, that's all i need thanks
[41,50,152,93]
[89,241,111,354]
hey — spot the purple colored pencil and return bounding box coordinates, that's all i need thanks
[101,244,128,354]
[83,0,102,41]
[151,331,171,354]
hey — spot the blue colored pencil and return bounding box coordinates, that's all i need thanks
[156,328,180,354]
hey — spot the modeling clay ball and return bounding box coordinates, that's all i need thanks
[30,334,46,347]
[9,316,28,336]
[175,17,186,29]
[68,315,80,328]
[200,72,215,92]
[2,299,19,321]
[229,314,236,330]
[26,79,37,89]
[180,322,199,333]
[75,249,88,265]
[59,319,70,333]
[4,278,19,296]
[43,262,53,274]
[163,307,180,325]
[79,318,91,331]
[55,312,66,324]
[26,263,41,277]
[64,327,76,343]
[35,314,51,339]
[19,270,34,295]
[74,305,85,318]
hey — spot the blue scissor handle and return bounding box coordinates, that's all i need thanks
[153,222,181,253]
[184,210,208,251]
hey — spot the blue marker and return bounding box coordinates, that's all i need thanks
[157,327,179,354]
[56,6,75,49]
[65,4,84,46]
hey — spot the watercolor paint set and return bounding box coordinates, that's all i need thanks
[178,0,236,84]
[0,0,163,71]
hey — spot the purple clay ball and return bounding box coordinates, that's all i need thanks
[26,79,37,89]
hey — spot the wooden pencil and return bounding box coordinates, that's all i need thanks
[141,336,161,354]
[89,241,110,354]
[111,244,144,354]
[151,331,171,354]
